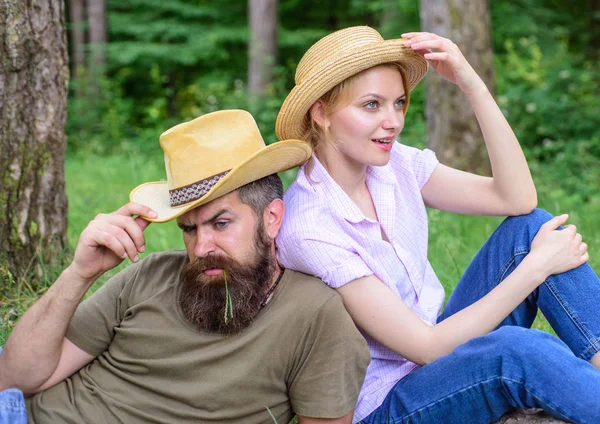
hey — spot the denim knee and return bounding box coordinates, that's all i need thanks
[496,208,554,246]
[487,326,554,351]
[504,208,553,230]
[483,326,570,368]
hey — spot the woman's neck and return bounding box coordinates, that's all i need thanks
[315,143,368,199]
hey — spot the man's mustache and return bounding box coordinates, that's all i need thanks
[186,255,236,280]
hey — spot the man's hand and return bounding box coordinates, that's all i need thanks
[69,203,156,281]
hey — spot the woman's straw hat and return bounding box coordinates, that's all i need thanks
[130,110,311,222]
[276,26,429,141]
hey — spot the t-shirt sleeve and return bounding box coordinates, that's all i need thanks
[392,144,439,189]
[65,262,141,357]
[278,232,372,289]
[287,294,370,418]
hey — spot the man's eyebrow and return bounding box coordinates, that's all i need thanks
[201,208,232,225]
[176,221,193,230]
[177,208,232,229]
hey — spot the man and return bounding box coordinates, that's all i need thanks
[0,110,370,424]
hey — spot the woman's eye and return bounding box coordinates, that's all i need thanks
[396,98,407,108]
[365,101,378,109]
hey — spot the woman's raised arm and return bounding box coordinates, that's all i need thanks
[403,32,537,216]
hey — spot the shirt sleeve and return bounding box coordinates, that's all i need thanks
[288,294,370,418]
[392,144,439,189]
[65,262,141,357]
[278,231,373,289]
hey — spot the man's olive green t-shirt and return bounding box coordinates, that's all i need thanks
[26,250,370,423]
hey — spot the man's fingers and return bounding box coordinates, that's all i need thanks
[95,231,128,260]
[98,213,148,252]
[106,226,140,262]
[91,219,141,262]
[97,213,147,253]
[134,216,152,233]
[115,202,158,220]
[579,242,588,253]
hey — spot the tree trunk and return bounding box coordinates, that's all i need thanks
[248,0,278,99]
[86,0,106,94]
[0,0,69,285]
[420,0,495,174]
[68,0,85,97]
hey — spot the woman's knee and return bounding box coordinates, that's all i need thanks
[483,326,572,365]
[496,208,554,241]
[505,208,553,228]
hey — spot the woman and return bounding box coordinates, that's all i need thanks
[275,26,600,423]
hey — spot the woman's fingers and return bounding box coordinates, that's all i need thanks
[423,52,450,62]
[407,38,449,52]
[581,251,590,264]
[540,214,569,232]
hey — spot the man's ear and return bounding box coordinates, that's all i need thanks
[263,198,285,240]
[309,100,328,129]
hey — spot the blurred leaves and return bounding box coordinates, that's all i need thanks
[67,0,599,204]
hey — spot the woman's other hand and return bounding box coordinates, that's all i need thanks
[527,214,589,280]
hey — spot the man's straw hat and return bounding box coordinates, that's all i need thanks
[276,26,429,141]
[130,110,311,222]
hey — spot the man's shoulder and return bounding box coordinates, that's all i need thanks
[137,249,188,271]
[279,270,342,312]
[115,249,188,294]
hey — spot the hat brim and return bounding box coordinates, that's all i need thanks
[276,39,428,141]
[129,139,311,222]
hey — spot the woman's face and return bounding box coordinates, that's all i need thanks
[325,65,406,167]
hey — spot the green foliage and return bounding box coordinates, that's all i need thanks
[492,8,600,202]
[67,0,413,153]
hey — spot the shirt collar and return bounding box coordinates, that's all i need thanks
[307,153,395,224]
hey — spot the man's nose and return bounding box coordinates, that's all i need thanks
[194,230,216,257]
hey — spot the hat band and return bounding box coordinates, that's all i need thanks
[169,170,230,207]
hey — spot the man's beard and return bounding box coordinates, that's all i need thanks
[178,221,278,335]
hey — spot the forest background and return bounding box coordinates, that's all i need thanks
[1,0,600,341]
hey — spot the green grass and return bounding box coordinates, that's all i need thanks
[1,149,599,343]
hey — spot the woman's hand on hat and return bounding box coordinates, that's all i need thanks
[69,203,157,283]
[402,32,487,96]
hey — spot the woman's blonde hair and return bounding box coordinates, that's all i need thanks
[301,63,412,153]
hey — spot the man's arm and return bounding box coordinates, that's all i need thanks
[25,338,94,396]
[0,203,154,394]
[298,410,354,424]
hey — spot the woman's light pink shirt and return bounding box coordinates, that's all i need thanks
[276,143,445,422]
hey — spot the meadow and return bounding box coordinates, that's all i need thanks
[2,142,598,344]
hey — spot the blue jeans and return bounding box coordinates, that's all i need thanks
[0,348,28,424]
[361,209,600,424]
